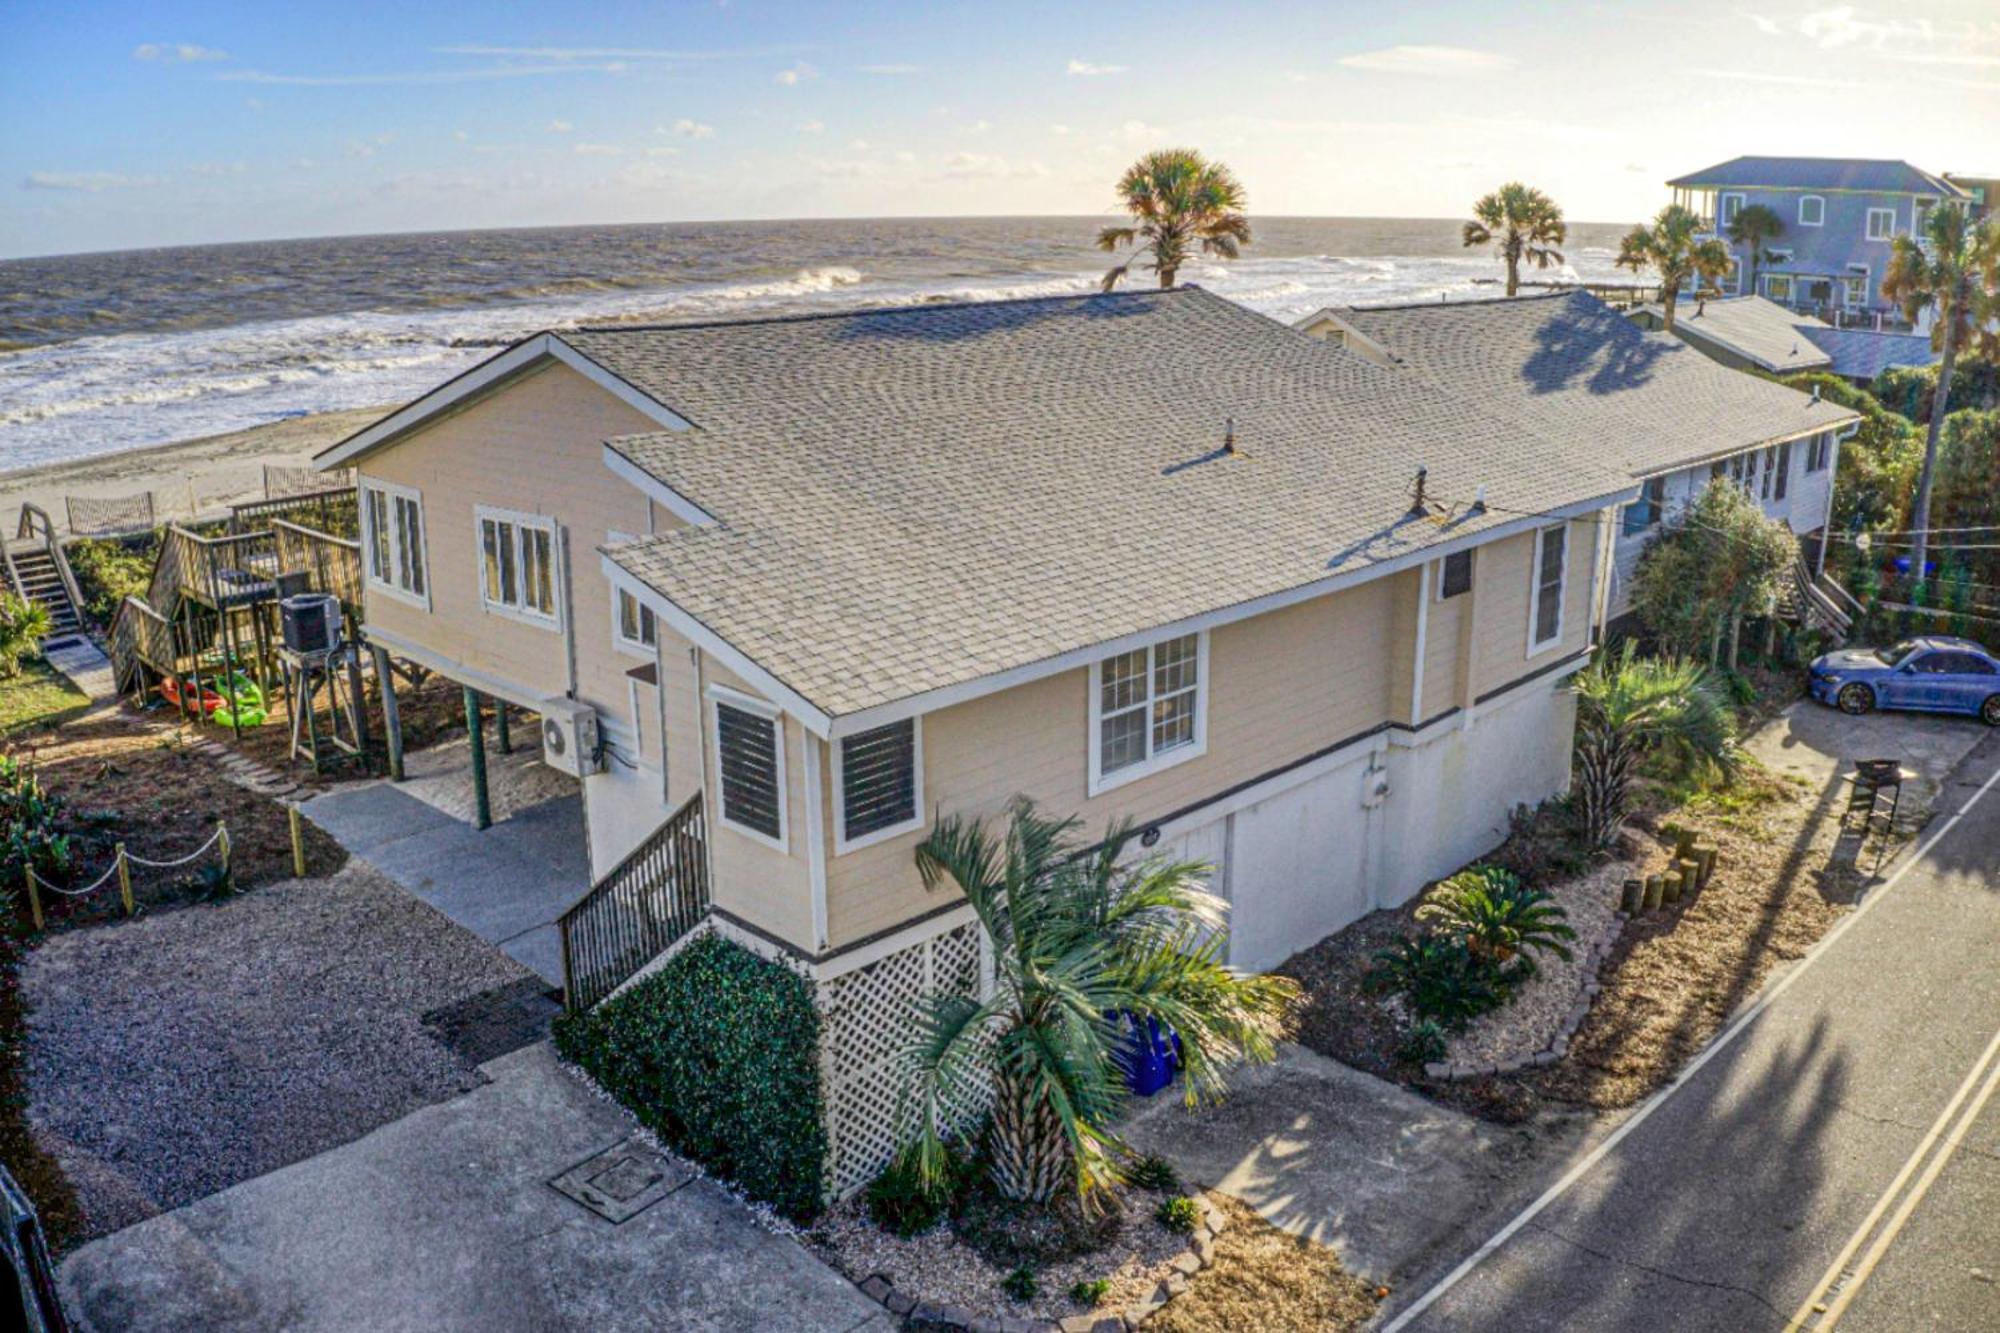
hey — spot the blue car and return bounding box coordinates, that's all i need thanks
[1808,636,2000,726]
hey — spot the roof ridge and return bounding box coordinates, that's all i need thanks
[1342,289,1581,313]
[566,285,1186,336]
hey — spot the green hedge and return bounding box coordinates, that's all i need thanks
[552,932,828,1220]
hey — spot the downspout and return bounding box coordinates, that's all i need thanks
[803,734,829,952]
[1408,564,1430,726]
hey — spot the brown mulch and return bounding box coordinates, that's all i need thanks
[1147,1194,1380,1333]
[184,666,478,790]
[3,707,347,930]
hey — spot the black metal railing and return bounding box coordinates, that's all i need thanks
[559,791,711,1011]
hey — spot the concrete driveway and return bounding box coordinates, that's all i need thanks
[59,1043,889,1333]
[1743,696,1988,830]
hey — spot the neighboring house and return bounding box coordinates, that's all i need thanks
[318,287,1840,1195]
[1944,172,1998,220]
[1631,295,1834,376]
[1665,156,1968,331]
[1296,292,1859,626]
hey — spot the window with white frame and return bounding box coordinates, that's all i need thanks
[1866,208,1896,241]
[1622,475,1666,538]
[476,507,558,626]
[361,480,428,606]
[1774,441,1791,501]
[1798,195,1825,227]
[1437,549,1473,600]
[1843,266,1870,306]
[1806,432,1832,473]
[1090,631,1205,792]
[836,718,921,850]
[1720,193,1744,227]
[1765,274,1793,302]
[607,532,658,655]
[711,688,785,846]
[1760,446,1777,501]
[1529,525,1566,651]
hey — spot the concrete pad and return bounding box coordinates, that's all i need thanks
[400,733,579,825]
[1745,698,1986,825]
[501,924,563,984]
[301,781,459,854]
[59,1043,882,1333]
[1120,1044,1538,1285]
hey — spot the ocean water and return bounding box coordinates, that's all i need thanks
[0,216,1632,472]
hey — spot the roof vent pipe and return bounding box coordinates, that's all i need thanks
[1810,384,1821,405]
[1223,416,1236,455]
[1408,465,1430,517]
[1471,484,1488,515]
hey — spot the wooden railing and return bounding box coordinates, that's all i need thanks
[12,504,85,627]
[109,595,177,687]
[559,791,711,1012]
[272,519,363,624]
[1790,558,1852,638]
[230,487,357,539]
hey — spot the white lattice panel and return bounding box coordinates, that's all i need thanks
[821,920,992,1198]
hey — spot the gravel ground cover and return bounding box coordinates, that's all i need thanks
[21,859,531,1248]
[810,1181,1193,1323]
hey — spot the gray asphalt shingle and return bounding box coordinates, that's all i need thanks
[1666,156,1964,196]
[1639,296,1834,374]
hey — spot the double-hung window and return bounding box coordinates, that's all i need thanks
[835,718,922,851]
[1806,432,1832,473]
[607,532,658,657]
[1528,524,1566,653]
[1774,441,1791,501]
[1798,195,1825,227]
[1089,631,1206,794]
[1765,274,1793,302]
[361,480,428,607]
[710,687,785,848]
[1622,476,1666,538]
[1760,446,1777,501]
[476,506,559,627]
[1866,208,1896,241]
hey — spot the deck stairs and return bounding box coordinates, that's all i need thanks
[2,506,86,641]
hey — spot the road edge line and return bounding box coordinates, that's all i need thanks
[1380,754,2000,1333]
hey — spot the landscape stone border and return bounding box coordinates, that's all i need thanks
[1423,915,1630,1082]
[854,1193,1230,1332]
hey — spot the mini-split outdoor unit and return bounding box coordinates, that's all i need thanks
[539,697,602,778]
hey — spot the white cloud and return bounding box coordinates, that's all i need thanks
[968,119,992,134]
[1049,123,1071,136]
[23,170,166,191]
[1337,45,1516,75]
[435,45,725,61]
[573,142,624,156]
[1067,59,1127,76]
[345,140,379,158]
[667,118,715,139]
[857,63,920,74]
[548,119,574,133]
[133,43,227,63]
[1754,7,2000,66]
[774,61,817,85]
[619,160,683,189]
[188,161,248,177]
[1742,11,1783,36]
[895,150,916,164]
[942,152,1048,179]
[454,130,469,141]
[848,138,869,151]
[797,120,826,134]
[219,63,619,86]
[812,158,882,179]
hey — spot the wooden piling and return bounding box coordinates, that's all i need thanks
[464,687,491,830]
[372,644,405,782]
[1643,875,1664,911]
[1620,878,1644,914]
[289,805,307,878]
[217,821,231,873]
[24,869,43,932]
[116,844,134,916]
[1663,871,1684,905]
[495,702,512,755]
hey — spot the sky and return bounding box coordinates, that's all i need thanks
[2,1,1997,259]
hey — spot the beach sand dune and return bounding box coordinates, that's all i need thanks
[1,408,387,535]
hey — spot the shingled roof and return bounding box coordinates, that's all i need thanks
[1667,156,1963,196]
[1332,291,1858,480]
[565,289,1636,722]
[1639,295,1834,374]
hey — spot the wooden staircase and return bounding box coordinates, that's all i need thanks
[2,506,85,641]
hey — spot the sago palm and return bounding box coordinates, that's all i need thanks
[1725,203,1785,297]
[1415,865,1575,973]
[1572,643,1737,847]
[1617,204,1733,332]
[1462,183,1568,297]
[1882,203,2000,578]
[901,799,1295,1206]
[1097,149,1251,291]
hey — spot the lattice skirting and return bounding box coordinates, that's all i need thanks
[818,918,991,1199]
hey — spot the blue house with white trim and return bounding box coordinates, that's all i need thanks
[1666,157,1968,333]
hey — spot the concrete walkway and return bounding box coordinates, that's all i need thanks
[59,1043,889,1333]
[1121,1044,1557,1287]
[302,780,585,986]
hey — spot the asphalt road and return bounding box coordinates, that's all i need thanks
[1388,728,2000,1333]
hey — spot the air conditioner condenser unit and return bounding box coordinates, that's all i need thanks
[539,697,602,778]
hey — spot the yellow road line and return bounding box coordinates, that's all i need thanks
[1786,1021,2000,1330]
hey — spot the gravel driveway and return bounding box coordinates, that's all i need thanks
[22,861,536,1246]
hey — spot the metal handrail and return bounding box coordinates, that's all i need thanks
[559,790,710,1011]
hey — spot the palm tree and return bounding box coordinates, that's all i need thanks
[1097,149,1251,291]
[901,800,1295,1205]
[1882,203,2000,578]
[1572,644,1737,848]
[1616,204,1734,332]
[1726,203,1785,298]
[1462,183,1568,297]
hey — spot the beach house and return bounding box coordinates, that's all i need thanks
[1293,291,1858,627]
[315,287,1850,1192]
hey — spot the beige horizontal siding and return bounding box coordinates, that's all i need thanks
[698,654,816,948]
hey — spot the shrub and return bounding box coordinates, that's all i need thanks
[0,595,51,680]
[1155,1194,1201,1235]
[1415,866,1575,976]
[1363,935,1506,1032]
[1127,1153,1180,1193]
[865,1139,966,1237]
[1069,1277,1112,1306]
[552,932,827,1221]
[65,536,156,627]
[1002,1265,1038,1302]
[1396,1018,1450,1067]
[193,861,235,902]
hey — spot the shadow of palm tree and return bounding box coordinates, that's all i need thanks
[1521,300,1676,397]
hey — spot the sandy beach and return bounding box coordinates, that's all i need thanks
[1,407,387,536]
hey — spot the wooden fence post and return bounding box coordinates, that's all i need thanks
[24,868,43,932]
[289,806,306,878]
[217,821,231,873]
[116,844,134,916]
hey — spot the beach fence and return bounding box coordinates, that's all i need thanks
[264,464,352,499]
[64,491,156,538]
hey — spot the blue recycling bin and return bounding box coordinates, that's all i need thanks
[1110,1011,1179,1097]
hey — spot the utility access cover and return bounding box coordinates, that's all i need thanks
[549,1137,692,1223]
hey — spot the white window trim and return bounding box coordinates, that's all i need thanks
[1086,630,1210,797]
[1719,192,1745,228]
[1765,274,1793,301]
[1526,523,1568,657]
[1798,195,1825,227]
[831,716,925,855]
[707,683,788,853]
[359,477,430,611]
[474,504,562,631]
[607,530,657,659]
[1843,264,1871,306]
[1866,207,1896,241]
